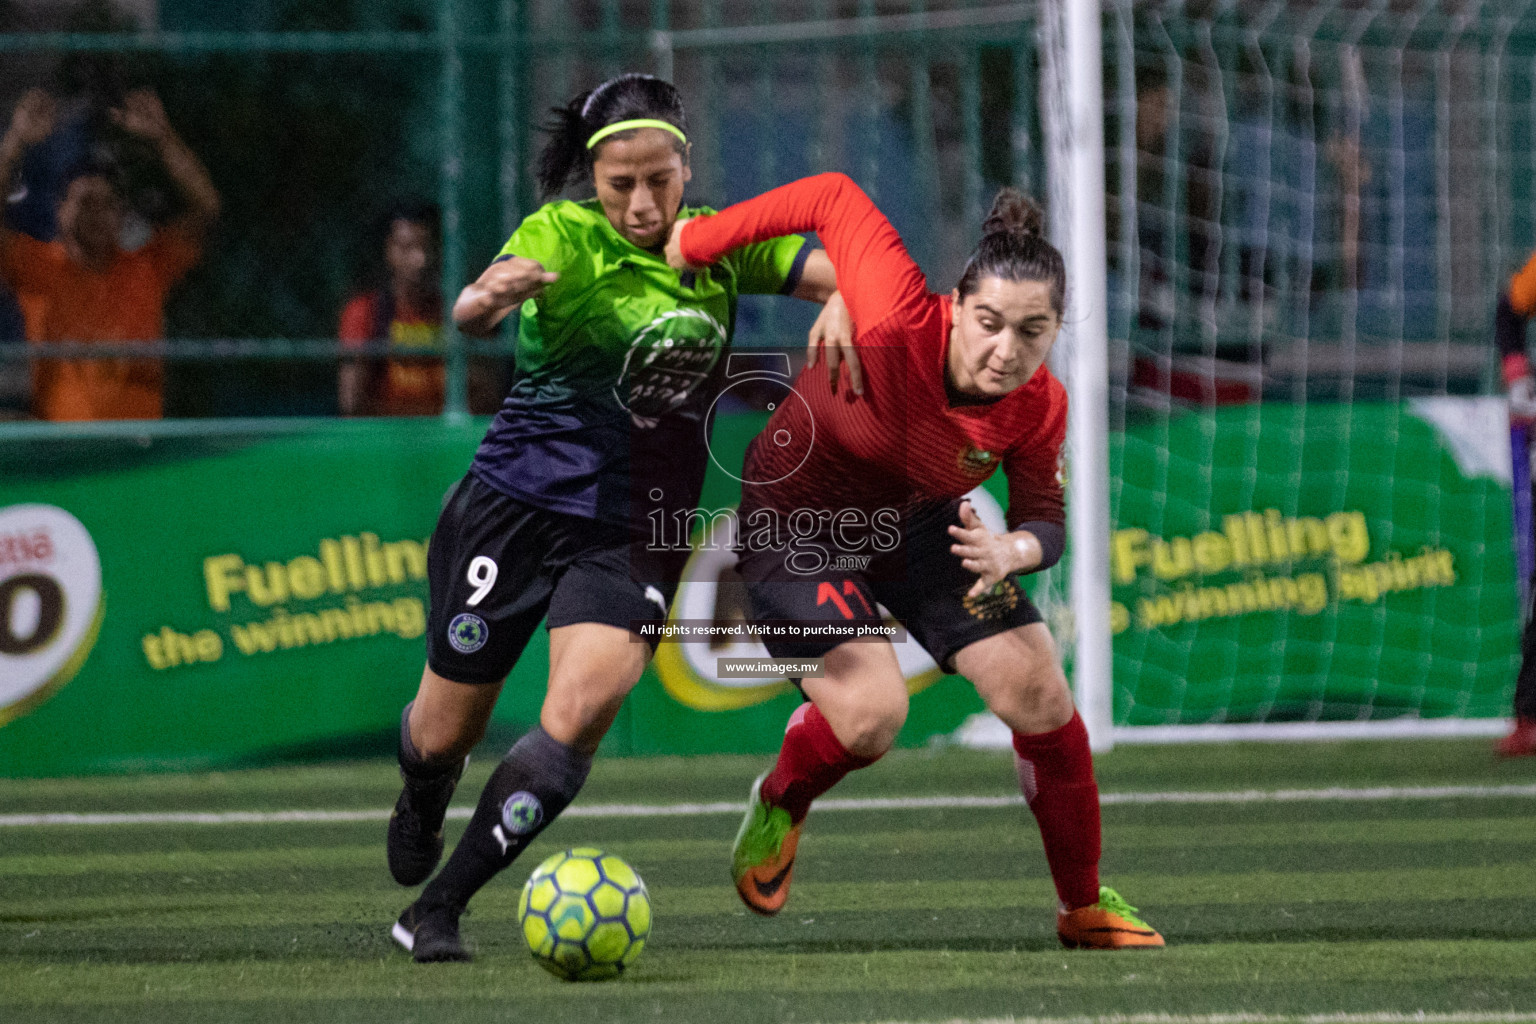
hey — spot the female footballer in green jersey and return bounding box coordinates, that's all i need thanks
[387,74,853,961]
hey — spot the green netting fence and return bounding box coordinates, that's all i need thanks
[3,0,1534,417]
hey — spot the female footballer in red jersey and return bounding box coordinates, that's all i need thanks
[668,172,1164,949]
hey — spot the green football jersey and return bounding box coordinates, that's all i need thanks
[470,199,808,524]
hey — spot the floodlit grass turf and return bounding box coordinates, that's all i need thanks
[1,739,1534,1024]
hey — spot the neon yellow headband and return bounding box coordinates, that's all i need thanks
[586,118,687,150]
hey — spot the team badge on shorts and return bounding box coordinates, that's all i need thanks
[962,577,1021,621]
[501,791,544,834]
[448,613,489,653]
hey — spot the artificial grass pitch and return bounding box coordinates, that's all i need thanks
[1,739,1533,1024]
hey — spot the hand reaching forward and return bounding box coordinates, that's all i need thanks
[479,256,558,308]
[454,255,558,335]
[948,500,1041,598]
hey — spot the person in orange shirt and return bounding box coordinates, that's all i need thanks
[0,87,220,421]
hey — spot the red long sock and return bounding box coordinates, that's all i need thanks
[1012,712,1102,910]
[760,703,879,823]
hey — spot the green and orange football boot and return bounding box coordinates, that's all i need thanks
[1056,886,1165,949]
[730,774,802,916]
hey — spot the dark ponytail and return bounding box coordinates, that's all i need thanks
[955,187,1065,316]
[536,73,689,198]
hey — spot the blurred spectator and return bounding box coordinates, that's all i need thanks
[1127,71,1260,406]
[1494,251,1536,758]
[1132,75,1175,332]
[1325,130,1369,293]
[338,199,445,417]
[338,199,502,416]
[0,87,219,421]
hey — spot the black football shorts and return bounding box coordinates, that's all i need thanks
[424,473,682,685]
[735,499,1044,671]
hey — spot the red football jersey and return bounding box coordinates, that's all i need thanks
[682,173,1066,531]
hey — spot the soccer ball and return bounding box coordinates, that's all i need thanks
[517,847,651,981]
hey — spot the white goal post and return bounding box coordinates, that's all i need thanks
[1042,0,1116,751]
[1042,0,1519,751]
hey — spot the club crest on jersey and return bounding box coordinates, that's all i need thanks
[501,791,544,834]
[614,308,727,426]
[958,444,997,476]
[962,577,1021,621]
[448,613,488,653]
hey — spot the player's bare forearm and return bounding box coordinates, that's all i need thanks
[789,249,837,303]
[453,284,515,337]
[453,256,558,337]
[948,500,1053,598]
[1004,530,1044,574]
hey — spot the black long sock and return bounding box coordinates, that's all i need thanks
[396,701,463,827]
[417,725,591,911]
[398,702,461,778]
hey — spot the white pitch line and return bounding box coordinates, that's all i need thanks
[0,809,392,827]
[1098,783,1536,805]
[877,1016,1536,1024]
[1,782,1534,828]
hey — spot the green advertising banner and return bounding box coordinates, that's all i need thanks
[0,422,486,778]
[0,416,986,778]
[1109,399,1520,725]
[0,401,1519,776]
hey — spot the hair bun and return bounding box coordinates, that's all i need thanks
[981,187,1044,240]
